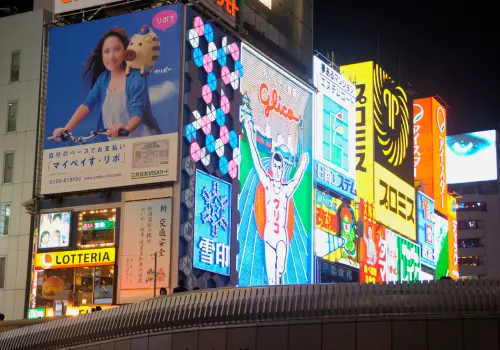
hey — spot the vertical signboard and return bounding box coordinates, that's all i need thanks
[42,5,182,194]
[447,193,459,280]
[237,43,313,286]
[340,62,374,202]
[434,214,450,280]
[432,99,447,212]
[385,228,420,282]
[193,170,232,276]
[359,199,386,283]
[121,198,172,289]
[416,191,436,268]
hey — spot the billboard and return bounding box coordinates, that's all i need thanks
[413,97,448,213]
[446,130,498,184]
[237,43,313,286]
[386,229,420,282]
[314,190,359,269]
[374,162,416,240]
[359,199,386,283]
[313,57,356,200]
[340,62,374,202]
[35,248,116,270]
[39,212,71,249]
[193,170,231,276]
[373,64,413,185]
[447,193,459,280]
[416,191,436,268]
[434,214,449,280]
[42,5,182,194]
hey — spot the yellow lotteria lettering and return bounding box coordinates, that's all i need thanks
[35,248,115,270]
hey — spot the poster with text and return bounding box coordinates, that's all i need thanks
[120,198,172,289]
[237,43,313,286]
[42,5,182,194]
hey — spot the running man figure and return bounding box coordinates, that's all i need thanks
[244,118,309,285]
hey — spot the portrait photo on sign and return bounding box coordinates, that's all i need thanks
[39,212,71,249]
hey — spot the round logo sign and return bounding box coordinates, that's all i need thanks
[40,253,53,269]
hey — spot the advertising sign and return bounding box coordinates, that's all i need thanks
[35,247,116,270]
[374,162,416,240]
[27,308,45,319]
[373,64,413,185]
[416,191,436,268]
[313,57,356,200]
[447,194,458,280]
[434,214,450,280]
[39,212,71,249]
[340,62,374,202]
[359,199,387,283]
[193,170,231,276]
[199,0,239,27]
[431,99,447,212]
[446,130,498,184]
[42,5,182,194]
[121,198,172,289]
[237,43,313,286]
[314,190,359,268]
[385,228,420,282]
[315,161,356,200]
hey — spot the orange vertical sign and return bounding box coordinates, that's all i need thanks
[413,98,434,195]
[432,99,447,213]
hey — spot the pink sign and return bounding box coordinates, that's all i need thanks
[152,10,178,31]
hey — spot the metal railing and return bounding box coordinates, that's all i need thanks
[2,279,500,350]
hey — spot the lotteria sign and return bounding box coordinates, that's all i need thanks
[35,248,115,270]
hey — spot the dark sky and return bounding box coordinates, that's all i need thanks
[9,0,496,135]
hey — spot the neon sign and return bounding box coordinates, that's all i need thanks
[216,0,239,17]
[82,220,115,231]
[259,82,300,123]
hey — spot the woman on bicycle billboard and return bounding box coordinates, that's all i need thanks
[43,5,182,194]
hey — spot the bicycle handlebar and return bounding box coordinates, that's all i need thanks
[47,128,129,141]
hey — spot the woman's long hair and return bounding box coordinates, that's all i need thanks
[83,28,129,88]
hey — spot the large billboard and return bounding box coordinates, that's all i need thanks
[447,193,459,280]
[313,57,356,200]
[446,130,498,184]
[434,214,449,279]
[42,5,182,194]
[374,162,416,240]
[413,97,448,213]
[373,64,413,185]
[359,199,386,283]
[416,191,436,268]
[386,229,420,282]
[340,62,374,202]
[237,43,313,286]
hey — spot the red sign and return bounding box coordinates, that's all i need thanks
[216,0,239,17]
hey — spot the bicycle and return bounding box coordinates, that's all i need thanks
[47,129,130,146]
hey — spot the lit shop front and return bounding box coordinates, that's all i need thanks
[29,209,119,317]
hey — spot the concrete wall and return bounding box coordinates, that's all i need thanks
[0,9,47,320]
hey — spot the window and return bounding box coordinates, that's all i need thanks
[77,208,117,248]
[0,203,10,236]
[322,97,349,171]
[10,51,20,82]
[259,0,272,9]
[7,101,17,132]
[459,239,481,248]
[0,257,5,289]
[458,256,480,266]
[458,219,483,230]
[457,201,487,212]
[3,152,14,184]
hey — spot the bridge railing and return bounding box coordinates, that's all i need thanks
[1,279,500,350]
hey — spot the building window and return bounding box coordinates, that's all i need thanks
[459,239,481,248]
[77,208,117,249]
[259,0,272,9]
[10,51,20,82]
[458,256,480,266]
[0,203,11,236]
[457,201,487,212]
[3,152,14,184]
[322,98,349,171]
[6,101,17,133]
[0,257,5,289]
[458,219,483,230]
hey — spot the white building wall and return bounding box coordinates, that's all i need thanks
[0,10,48,320]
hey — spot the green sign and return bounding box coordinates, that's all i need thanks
[398,235,421,282]
[81,220,115,231]
[27,308,45,319]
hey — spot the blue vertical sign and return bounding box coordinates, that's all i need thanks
[416,191,435,268]
[193,170,231,275]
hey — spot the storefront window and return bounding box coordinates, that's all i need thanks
[35,269,74,308]
[77,209,116,248]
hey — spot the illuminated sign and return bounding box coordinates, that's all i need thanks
[54,0,122,14]
[35,248,116,270]
[39,212,71,249]
[237,43,313,286]
[446,130,498,184]
[434,214,450,280]
[340,62,375,202]
[416,191,436,267]
[386,228,420,282]
[199,0,238,28]
[433,101,447,211]
[27,308,45,319]
[193,170,231,276]
[313,57,356,195]
[374,162,416,240]
[315,161,356,200]
[373,64,412,185]
[447,193,458,280]
[81,220,115,231]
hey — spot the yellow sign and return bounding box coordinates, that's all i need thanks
[374,162,416,240]
[341,61,374,202]
[35,248,115,270]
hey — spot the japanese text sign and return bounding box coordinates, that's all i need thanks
[416,191,436,267]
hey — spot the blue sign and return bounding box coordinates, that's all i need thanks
[193,170,231,275]
[417,191,435,267]
[315,161,356,200]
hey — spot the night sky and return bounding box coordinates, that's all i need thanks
[8,0,495,135]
